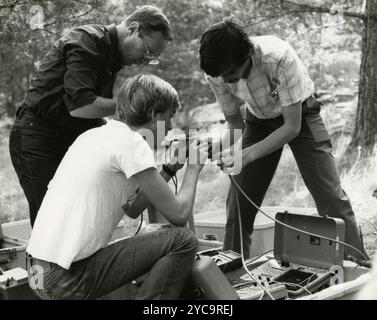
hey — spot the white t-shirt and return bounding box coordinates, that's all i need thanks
[27,120,156,269]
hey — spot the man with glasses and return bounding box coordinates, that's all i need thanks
[199,18,369,262]
[9,5,172,226]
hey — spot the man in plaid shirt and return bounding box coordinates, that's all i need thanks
[199,18,368,261]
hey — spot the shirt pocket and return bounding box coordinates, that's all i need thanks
[267,90,279,106]
[265,90,281,117]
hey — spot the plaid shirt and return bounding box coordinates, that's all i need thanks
[206,36,315,119]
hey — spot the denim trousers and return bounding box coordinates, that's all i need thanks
[8,108,103,226]
[223,110,368,261]
[27,227,198,300]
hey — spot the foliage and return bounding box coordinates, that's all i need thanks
[0,0,366,118]
[0,0,106,115]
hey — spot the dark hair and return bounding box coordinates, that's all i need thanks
[199,17,253,77]
[116,74,180,126]
[125,5,173,41]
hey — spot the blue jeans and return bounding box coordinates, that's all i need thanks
[27,227,198,300]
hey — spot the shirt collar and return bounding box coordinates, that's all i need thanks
[106,24,122,72]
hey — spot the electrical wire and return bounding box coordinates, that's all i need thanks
[232,180,275,300]
[270,269,319,296]
[271,280,313,295]
[274,271,343,296]
[246,248,274,266]
[229,175,370,262]
[243,250,335,297]
[234,248,282,300]
[134,213,143,236]
[172,174,178,195]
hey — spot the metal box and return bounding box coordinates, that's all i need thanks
[0,235,28,270]
[194,207,317,257]
[274,211,345,268]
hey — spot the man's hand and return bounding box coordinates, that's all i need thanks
[164,140,187,175]
[217,146,243,175]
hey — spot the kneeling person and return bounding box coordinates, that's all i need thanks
[26,74,205,300]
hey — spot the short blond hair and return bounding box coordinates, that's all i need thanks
[116,74,180,126]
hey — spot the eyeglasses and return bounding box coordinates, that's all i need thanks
[141,33,160,65]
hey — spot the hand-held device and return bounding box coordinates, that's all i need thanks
[167,136,218,161]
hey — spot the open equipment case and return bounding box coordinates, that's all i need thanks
[240,211,345,299]
[189,211,347,300]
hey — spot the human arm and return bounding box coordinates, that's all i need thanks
[220,44,313,169]
[219,102,302,173]
[124,143,187,219]
[130,140,207,227]
[123,164,178,219]
[133,165,203,227]
[241,102,301,165]
[236,43,309,167]
[63,29,116,119]
[114,134,208,227]
[205,76,245,160]
[114,138,205,227]
[69,97,116,118]
[211,107,245,159]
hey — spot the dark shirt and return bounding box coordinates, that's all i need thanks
[22,24,122,132]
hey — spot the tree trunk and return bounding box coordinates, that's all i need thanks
[341,0,377,170]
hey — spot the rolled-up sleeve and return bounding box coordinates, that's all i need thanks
[206,75,243,116]
[63,31,100,111]
[275,45,314,107]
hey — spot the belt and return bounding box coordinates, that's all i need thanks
[246,95,320,122]
[16,106,46,123]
